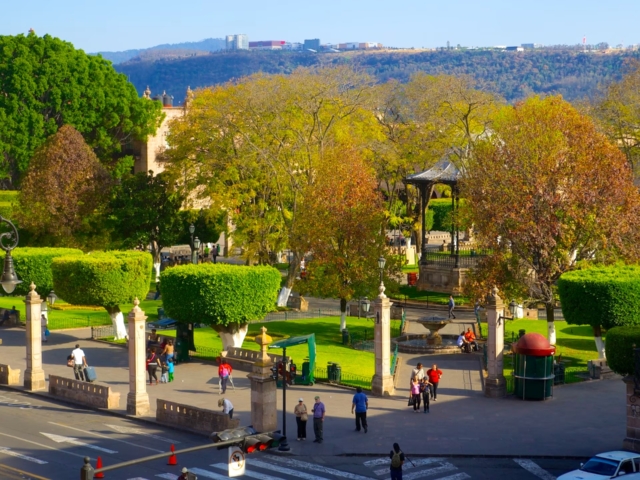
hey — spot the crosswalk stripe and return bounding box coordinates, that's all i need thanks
[436,474,471,480]
[513,459,556,480]
[190,467,240,479]
[363,458,390,467]
[0,446,48,465]
[127,477,150,480]
[268,456,373,480]
[212,462,286,480]
[155,474,177,480]
[403,463,457,480]
[371,458,445,476]
[248,459,331,480]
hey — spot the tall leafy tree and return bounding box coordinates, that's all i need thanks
[0,32,163,185]
[463,96,640,344]
[18,125,111,248]
[108,172,185,279]
[292,147,399,330]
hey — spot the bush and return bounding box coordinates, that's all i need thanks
[0,247,83,296]
[558,265,640,329]
[52,251,152,307]
[160,264,281,326]
[605,326,640,376]
[428,199,453,232]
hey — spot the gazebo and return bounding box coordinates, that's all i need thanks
[404,158,471,294]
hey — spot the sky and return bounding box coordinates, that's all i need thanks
[2,0,639,53]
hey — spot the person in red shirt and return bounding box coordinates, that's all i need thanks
[464,328,478,352]
[426,364,443,401]
[218,359,233,394]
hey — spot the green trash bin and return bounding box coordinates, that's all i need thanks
[513,333,555,400]
[327,362,336,382]
[302,361,310,382]
[342,329,349,345]
[334,364,342,384]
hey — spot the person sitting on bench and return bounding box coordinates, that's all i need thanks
[464,328,478,352]
[457,332,470,353]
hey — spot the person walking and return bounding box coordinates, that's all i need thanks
[312,395,325,443]
[389,443,405,480]
[161,340,175,363]
[351,386,368,433]
[71,344,87,381]
[420,378,432,413]
[427,364,443,401]
[294,398,308,441]
[448,295,456,319]
[218,397,234,418]
[212,244,218,264]
[146,348,160,385]
[410,377,421,412]
[41,314,49,343]
[218,359,232,394]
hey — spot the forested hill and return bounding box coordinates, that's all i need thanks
[115,49,640,104]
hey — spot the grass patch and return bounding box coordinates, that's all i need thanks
[394,285,470,306]
[402,264,419,273]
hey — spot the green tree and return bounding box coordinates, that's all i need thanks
[160,264,280,350]
[176,208,224,246]
[0,32,163,185]
[18,125,112,249]
[463,96,640,344]
[108,172,185,279]
[52,251,152,340]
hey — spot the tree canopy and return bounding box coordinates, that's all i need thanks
[0,32,163,185]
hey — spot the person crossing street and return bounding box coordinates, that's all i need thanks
[351,387,368,433]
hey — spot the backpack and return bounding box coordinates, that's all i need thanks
[391,451,402,468]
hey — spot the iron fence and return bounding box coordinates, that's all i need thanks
[314,366,372,390]
[422,246,489,269]
[189,345,221,362]
[254,309,343,323]
[51,315,111,331]
[91,325,116,340]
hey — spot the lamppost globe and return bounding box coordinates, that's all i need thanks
[0,216,21,294]
[362,298,371,313]
[47,290,57,306]
[193,237,201,250]
[189,223,195,235]
[378,256,386,271]
[509,300,518,317]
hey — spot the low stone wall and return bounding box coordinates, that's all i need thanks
[224,347,288,371]
[48,375,120,409]
[0,364,20,385]
[417,264,469,295]
[156,399,239,435]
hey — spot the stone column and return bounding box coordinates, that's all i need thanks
[127,298,150,416]
[24,283,45,391]
[484,287,506,398]
[372,283,395,397]
[623,376,640,452]
[247,327,277,432]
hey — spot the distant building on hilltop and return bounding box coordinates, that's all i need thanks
[303,39,321,51]
[226,34,249,51]
[249,40,286,50]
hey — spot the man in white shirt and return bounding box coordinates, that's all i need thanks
[71,344,87,381]
[409,362,425,388]
[457,333,469,353]
[218,397,234,419]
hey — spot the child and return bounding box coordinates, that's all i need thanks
[420,377,432,414]
[160,361,168,383]
[168,358,175,383]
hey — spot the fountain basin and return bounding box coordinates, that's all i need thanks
[415,315,452,346]
[392,333,462,354]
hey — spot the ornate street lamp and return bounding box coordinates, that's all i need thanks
[193,237,201,265]
[0,216,21,294]
[47,290,57,306]
[377,256,386,285]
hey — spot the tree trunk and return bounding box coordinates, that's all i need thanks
[277,287,292,307]
[593,325,606,359]
[213,323,249,351]
[285,252,298,289]
[106,306,127,341]
[545,303,556,345]
[151,241,161,282]
[340,298,347,331]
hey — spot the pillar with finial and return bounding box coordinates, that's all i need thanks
[143,86,151,99]
[24,282,45,391]
[484,286,507,398]
[372,271,395,396]
[127,298,150,415]
[247,326,277,432]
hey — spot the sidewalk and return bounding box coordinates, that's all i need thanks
[0,324,626,457]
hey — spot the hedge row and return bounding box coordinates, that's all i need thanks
[605,326,640,376]
[558,265,640,330]
[52,251,152,308]
[0,247,83,295]
[161,264,281,327]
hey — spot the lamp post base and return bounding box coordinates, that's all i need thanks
[278,437,291,452]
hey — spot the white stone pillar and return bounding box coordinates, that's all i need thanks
[127,298,150,416]
[372,283,395,397]
[484,287,506,398]
[248,327,278,432]
[24,283,45,391]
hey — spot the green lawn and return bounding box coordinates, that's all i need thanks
[393,285,471,306]
[402,264,419,274]
[160,316,401,387]
[0,296,163,330]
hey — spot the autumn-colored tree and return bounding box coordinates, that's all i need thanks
[463,96,640,344]
[18,125,112,248]
[292,147,398,330]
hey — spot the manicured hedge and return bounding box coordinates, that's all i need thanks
[605,326,640,376]
[558,265,640,329]
[160,264,281,326]
[52,251,152,307]
[0,247,83,296]
[428,198,469,232]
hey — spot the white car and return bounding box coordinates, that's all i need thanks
[558,451,640,479]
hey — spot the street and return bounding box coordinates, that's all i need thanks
[0,390,582,480]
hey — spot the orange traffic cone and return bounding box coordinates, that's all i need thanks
[95,456,105,478]
[167,444,178,466]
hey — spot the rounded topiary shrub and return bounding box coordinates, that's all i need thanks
[605,326,640,376]
[558,265,640,330]
[0,247,83,296]
[161,264,281,350]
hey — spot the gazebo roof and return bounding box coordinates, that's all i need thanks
[405,158,461,186]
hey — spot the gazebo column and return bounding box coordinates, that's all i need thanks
[420,184,428,265]
[450,194,455,256]
[454,188,460,268]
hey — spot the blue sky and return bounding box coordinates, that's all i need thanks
[2,0,637,52]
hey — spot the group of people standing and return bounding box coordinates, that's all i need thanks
[146,330,175,385]
[409,363,442,413]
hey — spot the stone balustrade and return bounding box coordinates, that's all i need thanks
[224,347,288,371]
[48,375,120,409]
[156,399,239,435]
[0,364,20,385]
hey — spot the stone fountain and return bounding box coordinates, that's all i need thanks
[392,315,462,354]
[416,315,451,345]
